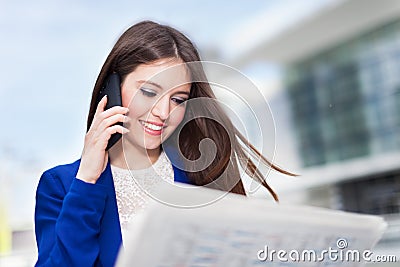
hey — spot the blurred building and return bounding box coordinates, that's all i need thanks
[233,0,400,264]
[0,147,40,266]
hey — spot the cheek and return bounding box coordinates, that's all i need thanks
[122,89,152,116]
[168,106,186,127]
[121,88,133,108]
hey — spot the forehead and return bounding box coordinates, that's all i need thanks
[131,58,191,91]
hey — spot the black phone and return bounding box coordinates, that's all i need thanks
[97,73,123,150]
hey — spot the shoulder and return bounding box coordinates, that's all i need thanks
[172,164,191,184]
[163,145,192,184]
[44,159,81,179]
[37,159,81,195]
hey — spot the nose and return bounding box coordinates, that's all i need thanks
[151,94,170,121]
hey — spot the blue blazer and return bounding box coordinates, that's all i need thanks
[34,159,190,267]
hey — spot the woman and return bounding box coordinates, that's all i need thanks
[34,20,295,267]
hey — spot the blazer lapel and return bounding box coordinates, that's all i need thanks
[96,162,122,266]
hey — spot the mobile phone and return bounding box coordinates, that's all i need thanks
[97,73,123,150]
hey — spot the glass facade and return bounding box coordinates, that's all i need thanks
[338,171,400,215]
[284,18,400,252]
[286,19,400,167]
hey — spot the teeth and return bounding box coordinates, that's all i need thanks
[141,121,163,131]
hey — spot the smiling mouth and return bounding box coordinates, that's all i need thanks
[139,120,166,134]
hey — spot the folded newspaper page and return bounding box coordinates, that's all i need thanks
[116,182,387,267]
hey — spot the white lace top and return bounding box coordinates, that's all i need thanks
[111,151,174,243]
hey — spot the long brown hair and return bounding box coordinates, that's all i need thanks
[87,20,296,201]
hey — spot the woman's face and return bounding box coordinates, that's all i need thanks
[120,58,191,152]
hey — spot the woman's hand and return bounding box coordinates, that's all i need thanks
[76,95,129,184]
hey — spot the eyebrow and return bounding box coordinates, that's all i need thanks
[137,80,190,95]
[138,80,163,89]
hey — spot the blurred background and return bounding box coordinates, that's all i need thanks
[1,0,399,266]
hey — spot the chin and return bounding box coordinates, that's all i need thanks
[144,145,162,151]
[142,140,162,150]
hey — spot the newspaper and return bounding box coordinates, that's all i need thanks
[116,182,387,267]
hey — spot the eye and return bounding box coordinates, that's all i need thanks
[172,97,187,105]
[140,88,157,97]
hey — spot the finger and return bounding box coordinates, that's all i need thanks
[91,106,129,132]
[98,125,130,146]
[107,124,130,135]
[90,96,108,130]
[96,95,108,114]
[101,106,129,119]
[98,114,129,131]
[90,124,129,150]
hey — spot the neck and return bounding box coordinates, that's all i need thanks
[108,140,161,170]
